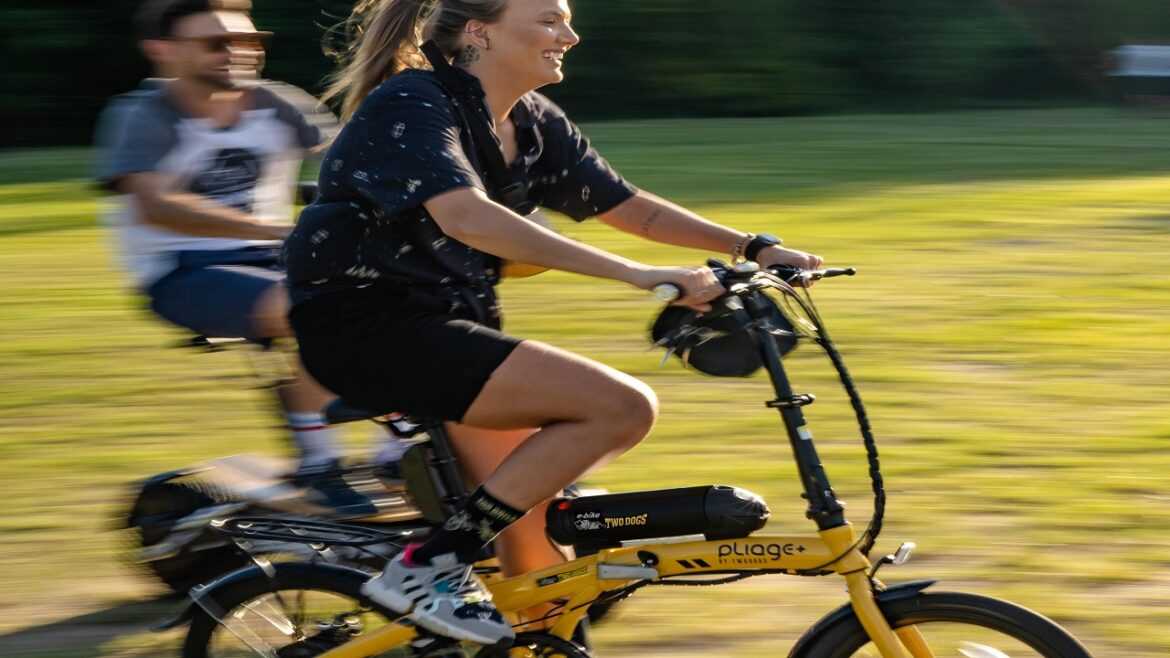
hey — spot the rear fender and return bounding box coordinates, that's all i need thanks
[788,580,936,658]
[153,561,380,631]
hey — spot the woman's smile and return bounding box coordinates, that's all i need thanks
[541,49,565,66]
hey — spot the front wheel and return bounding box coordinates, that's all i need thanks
[802,592,1092,658]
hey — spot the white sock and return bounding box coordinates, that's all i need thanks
[288,412,341,468]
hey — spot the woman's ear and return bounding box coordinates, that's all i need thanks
[464,20,491,51]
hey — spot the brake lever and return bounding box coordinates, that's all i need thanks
[768,265,856,283]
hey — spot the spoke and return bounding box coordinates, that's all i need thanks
[293,588,306,632]
[214,599,283,658]
[850,621,1041,657]
[959,642,1012,658]
[268,589,304,641]
[236,597,296,637]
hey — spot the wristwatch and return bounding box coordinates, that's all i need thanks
[744,233,783,262]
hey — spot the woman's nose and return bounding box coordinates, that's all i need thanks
[560,24,581,48]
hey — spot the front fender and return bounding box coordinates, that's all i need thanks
[788,580,936,658]
[153,561,378,631]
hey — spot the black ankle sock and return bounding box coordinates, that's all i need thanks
[411,486,526,564]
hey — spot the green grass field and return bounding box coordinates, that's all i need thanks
[2,107,1170,657]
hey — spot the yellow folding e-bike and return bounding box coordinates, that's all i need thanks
[176,263,1094,658]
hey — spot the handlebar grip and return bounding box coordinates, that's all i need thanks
[652,283,682,303]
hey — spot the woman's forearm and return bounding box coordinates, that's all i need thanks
[425,187,645,285]
[599,191,746,255]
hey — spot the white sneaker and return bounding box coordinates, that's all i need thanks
[362,548,514,645]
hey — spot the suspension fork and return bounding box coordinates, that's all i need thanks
[817,526,917,658]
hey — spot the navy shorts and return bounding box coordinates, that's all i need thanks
[146,247,284,340]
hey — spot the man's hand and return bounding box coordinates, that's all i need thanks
[121,172,291,240]
[257,221,292,241]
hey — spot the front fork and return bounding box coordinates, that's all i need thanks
[822,526,931,658]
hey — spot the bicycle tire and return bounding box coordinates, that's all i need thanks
[798,591,1092,658]
[181,563,396,658]
[126,479,248,594]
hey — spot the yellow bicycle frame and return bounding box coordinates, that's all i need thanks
[310,272,938,657]
[317,523,925,658]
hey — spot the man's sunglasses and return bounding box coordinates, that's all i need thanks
[174,33,272,52]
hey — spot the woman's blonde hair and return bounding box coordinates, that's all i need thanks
[322,0,508,120]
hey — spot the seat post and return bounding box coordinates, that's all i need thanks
[420,421,470,510]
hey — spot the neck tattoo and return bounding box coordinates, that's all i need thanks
[456,45,481,67]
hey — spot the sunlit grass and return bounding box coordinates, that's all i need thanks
[1,108,1169,656]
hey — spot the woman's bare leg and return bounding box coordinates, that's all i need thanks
[461,339,658,509]
[447,425,570,575]
[362,339,655,642]
[448,425,571,629]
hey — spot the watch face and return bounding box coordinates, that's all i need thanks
[746,233,782,261]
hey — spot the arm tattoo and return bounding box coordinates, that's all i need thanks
[639,208,663,237]
[455,45,481,67]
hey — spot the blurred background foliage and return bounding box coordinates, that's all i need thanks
[6,0,1170,148]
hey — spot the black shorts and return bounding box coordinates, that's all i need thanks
[290,286,522,422]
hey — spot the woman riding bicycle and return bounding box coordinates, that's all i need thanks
[283,0,822,645]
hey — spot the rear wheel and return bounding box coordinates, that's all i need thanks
[127,480,248,594]
[803,592,1092,658]
[181,564,398,658]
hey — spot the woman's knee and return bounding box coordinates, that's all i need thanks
[598,379,658,448]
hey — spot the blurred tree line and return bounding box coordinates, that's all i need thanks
[5,0,1170,147]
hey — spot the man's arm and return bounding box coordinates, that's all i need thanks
[118,172,289,240]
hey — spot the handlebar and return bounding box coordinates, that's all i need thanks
[652,261,856,303]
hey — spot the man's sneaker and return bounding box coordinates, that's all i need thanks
[361,547,514,645]
[293,459,377,518]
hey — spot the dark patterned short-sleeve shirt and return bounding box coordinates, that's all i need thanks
[283,69,637,306]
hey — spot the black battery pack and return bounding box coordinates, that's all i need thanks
[546,485,769,549]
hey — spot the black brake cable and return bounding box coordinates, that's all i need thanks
[794,283,886,559]
[750,272,886,564]
[653,572,760,586]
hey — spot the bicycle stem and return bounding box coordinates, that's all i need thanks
[743,291,847,531]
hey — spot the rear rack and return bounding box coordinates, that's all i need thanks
[211,516,419,547]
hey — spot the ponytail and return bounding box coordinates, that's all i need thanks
[322,0,433,120]
[322,0,508,120]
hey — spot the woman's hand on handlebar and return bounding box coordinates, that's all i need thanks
[630,266,724,312]
[755,246,823,285]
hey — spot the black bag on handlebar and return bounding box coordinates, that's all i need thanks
[651,293,797,377]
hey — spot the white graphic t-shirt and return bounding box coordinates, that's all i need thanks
[94,79,327,287]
